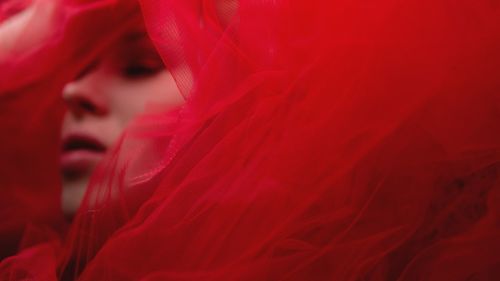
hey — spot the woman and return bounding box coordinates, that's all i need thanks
[59,24,184,218]
[0,0,184,260]
[2,0,500,280]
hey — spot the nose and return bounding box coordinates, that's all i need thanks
[62,68,109,118]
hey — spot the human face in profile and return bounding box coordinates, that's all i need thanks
[60,29,184,218]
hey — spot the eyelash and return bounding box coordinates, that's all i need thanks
[122,61,164,78]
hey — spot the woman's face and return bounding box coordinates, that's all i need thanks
[60,30,184,217]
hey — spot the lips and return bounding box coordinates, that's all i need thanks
[60,133,107,178]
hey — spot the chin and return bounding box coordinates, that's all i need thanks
[61,177,89,220]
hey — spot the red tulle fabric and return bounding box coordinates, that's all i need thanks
[1,0,500,280]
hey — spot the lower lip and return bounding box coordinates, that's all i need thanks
[60,150,104,177]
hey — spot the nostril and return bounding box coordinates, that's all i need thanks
[62,69,108,116]
[65,96,107,116]
[79,99,97,114]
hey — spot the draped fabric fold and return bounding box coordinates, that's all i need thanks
[1,0,500,280]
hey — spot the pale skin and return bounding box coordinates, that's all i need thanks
[60,30,184,217]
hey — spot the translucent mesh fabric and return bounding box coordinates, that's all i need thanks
[0,0,143,262]
[2,0,500,280]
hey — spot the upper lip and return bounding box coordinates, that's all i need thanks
[61,133,107,154]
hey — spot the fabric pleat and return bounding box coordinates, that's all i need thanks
[1,0,499,280]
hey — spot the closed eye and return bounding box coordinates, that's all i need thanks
[123,64,162,78]
[121,56,165,79]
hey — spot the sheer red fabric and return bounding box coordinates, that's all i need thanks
[1,0,500,280]
[0,0,64,260]
[0,0,141,261]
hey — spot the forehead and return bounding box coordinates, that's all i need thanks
[105,29,157,55]
[78,28,159,74]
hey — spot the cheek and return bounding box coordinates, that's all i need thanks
[60,111,74,135]
[110,71,184,126]
[144,71,185,111]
